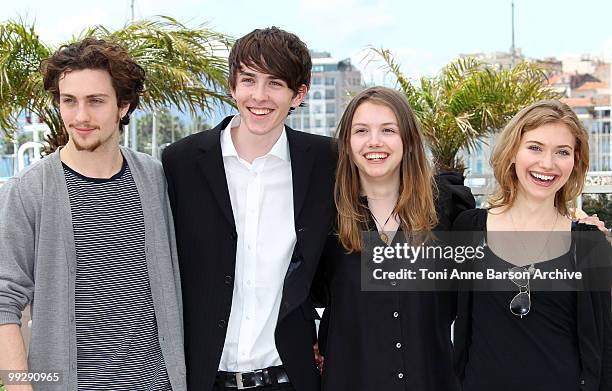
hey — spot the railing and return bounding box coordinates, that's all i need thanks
[466,172,612,195]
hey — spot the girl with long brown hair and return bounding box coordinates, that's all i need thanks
[314,86,473,390]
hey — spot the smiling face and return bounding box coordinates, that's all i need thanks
[350,102,403,185]
[513,122,577,203]
[231,64,307,139]
[59,68,129,152]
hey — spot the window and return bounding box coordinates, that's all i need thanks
[312,76,322,85]
[315,119,322,128]
[304,117,310,129]
[325,89,335,99]
[326,103,336,114]
[313,91,322,99]
[325,77,335,86]
[313,105,322,114]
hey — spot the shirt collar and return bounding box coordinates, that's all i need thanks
[220,115,290,162]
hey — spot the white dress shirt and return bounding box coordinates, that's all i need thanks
[218,115,297,372]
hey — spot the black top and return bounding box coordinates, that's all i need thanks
[464,245,580,391]
[453,208,612,391]
[315,177,475,391]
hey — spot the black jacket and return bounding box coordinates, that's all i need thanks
[162,117,336,391]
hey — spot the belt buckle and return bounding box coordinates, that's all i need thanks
[235,372,258,390]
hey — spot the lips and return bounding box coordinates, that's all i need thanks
[364,152,389,161]
[248,107,273,116]
[73,125,97,134]
[528,171,558,187]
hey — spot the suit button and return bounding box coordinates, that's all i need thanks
[224,275,233,285]
[218,320,227,328]
[230,232,237,240]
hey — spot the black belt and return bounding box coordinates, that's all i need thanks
[216,365,290,389]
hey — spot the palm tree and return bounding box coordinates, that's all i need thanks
[0,16,234,153]
[368,48,559,171]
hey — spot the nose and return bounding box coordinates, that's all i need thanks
[367,129,383,147]
[74,102,90,123]
[539,151,554,170]
[251,82,268,102]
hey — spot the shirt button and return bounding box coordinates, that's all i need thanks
[398,373,404,379]
[396,342,402,348]
[393,312,399,318]
[224,275,233,285]
[246,280,251,286]
[218,320,227,328]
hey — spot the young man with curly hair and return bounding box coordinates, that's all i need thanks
[162,27,336,390]
[0,38,185,391]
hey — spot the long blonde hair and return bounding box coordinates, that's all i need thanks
[335,87,437,252]
[488,100,589,217]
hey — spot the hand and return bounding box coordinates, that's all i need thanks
[579,214,609,234]
[313,343,324,374]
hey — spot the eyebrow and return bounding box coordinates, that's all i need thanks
[60,93,111,99]
[238,71,283,81]
[352,122,399,127]
[525,140,574,149]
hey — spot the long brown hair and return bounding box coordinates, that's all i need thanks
[335,86,437,252]
[488,100,589,217]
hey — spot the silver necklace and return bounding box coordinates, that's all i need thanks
[508,209,559,271]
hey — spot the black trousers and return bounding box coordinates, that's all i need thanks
[212,383,295,391]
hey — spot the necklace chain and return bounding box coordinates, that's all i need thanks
[508,209,559,267]
[367,198,396,245]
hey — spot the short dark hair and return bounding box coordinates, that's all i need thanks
[228,27,311,94]
[41,37,145,125]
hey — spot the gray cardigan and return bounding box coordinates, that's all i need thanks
[0,147,186,391]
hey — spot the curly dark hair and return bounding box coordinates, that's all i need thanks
[228,27,311,95]
[41,37,145,125]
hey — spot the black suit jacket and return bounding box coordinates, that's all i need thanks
[162,116,336,391]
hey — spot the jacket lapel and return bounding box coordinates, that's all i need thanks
[195,117,236,229]
[286,127,314,223]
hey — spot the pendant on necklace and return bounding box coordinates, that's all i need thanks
[380,232,389,244]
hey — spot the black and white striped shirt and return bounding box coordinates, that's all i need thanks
[64,159,171,390]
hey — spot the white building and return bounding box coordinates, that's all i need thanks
[287,52,363,137]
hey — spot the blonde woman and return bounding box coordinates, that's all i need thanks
[452,100,612,391]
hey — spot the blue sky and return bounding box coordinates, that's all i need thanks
[2,0,611,84]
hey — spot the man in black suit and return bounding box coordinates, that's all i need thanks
[162,27,335,391]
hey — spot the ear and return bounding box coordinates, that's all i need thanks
[119,103,130,119]
[291,84,308,108]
